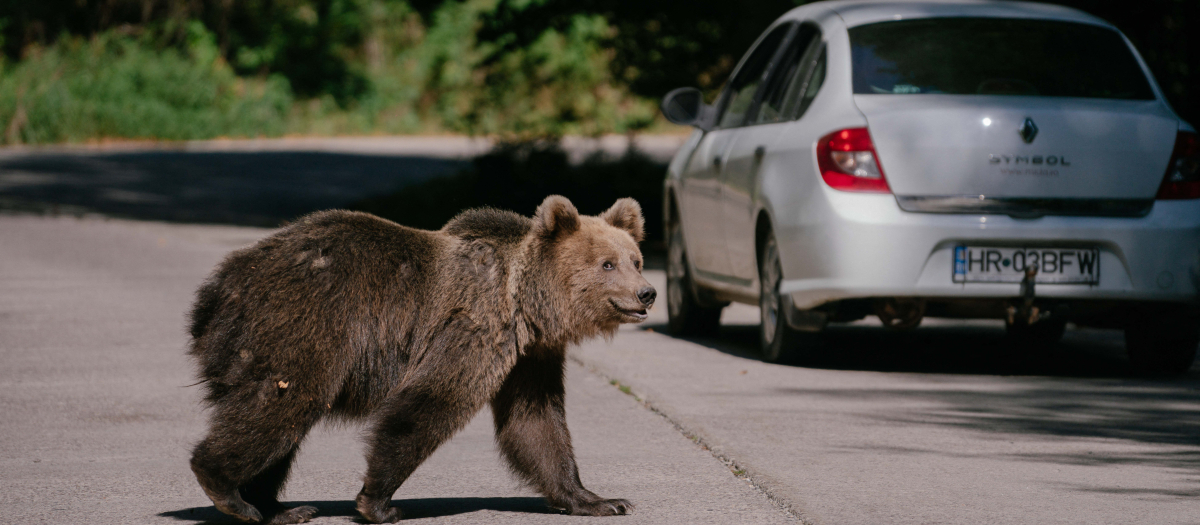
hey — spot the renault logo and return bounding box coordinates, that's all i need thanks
[1019,118,1038,143]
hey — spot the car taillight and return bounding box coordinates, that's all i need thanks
[1157,131,1200,200]
[816,128,891,193]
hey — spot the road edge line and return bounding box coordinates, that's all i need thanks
[568,353,817,525]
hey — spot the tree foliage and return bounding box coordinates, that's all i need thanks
[0,0,1195,140]
[478,0,803,99]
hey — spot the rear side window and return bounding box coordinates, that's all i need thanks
[717,24,792,129]
[849,18,1155,100]
[783,44,825,120]
[754,24,822,124]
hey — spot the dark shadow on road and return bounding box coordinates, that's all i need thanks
[641,320,1197,379]
[0,151,467,226]
[158,496,553,523]
[797,379,1200,481]
[640,320,1200,478]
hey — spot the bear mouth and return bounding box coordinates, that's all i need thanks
[610,300,648,321]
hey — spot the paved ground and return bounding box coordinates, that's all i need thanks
[5,216,1196,525]
[1,136,1196,524]
[0,215,787,525]
[578,274,1200,525]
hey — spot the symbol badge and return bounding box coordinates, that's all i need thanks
[1019,118,1038,143]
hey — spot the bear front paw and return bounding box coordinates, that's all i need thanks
[265,505,318,525]
[568,498,634,516]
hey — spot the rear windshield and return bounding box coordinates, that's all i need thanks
[849,18,1155,99]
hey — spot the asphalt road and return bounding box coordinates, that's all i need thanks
[581,276,1200,524]
[1,137,1197,525]
[5,216,1197,525]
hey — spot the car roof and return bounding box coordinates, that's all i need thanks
[787,0,1111,29]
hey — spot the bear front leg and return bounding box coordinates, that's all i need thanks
[356,384,489,523]
[491,350,632,516]
[357,325,517,525]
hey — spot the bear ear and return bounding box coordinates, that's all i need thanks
[534,195,580,239]
[601,198,644,243]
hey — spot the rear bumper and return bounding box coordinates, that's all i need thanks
[776,191,1200,310]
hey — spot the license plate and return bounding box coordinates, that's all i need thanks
[953,246,1099,284]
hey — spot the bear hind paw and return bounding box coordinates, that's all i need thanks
[356,493,402,524]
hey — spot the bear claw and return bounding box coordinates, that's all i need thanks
[569,498,634,516]
[212,498,262,523]
[266,505,318,525]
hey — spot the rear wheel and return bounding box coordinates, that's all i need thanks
[759,234,818,363]
[666,220,722,336]
[1125,307,1198,376]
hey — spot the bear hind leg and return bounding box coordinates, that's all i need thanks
[240,448,319,525]
[191,408,320,523]
[190,440,265,523]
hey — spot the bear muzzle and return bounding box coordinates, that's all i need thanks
[637,286,656,307]
[610,286,655,322]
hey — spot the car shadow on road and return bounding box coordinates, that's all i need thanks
[642,320,1187,379]
[158,496,553,523]
[640,321,1200,481]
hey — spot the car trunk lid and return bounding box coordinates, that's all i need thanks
[846,16,1178,216]
[856,96,1177,208]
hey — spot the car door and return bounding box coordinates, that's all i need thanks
[721,23,826,284]
[679,23,793,279]
[679,130,733,276]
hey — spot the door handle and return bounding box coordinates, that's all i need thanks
[754,146,766,161]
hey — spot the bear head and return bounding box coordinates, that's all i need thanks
[532,195,656,340]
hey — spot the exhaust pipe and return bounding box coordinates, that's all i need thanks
[874,298,926,330]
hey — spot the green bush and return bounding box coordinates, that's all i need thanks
[0,23,292,144]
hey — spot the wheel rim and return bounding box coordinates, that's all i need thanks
[667,224,687,318]
[760,240,780,345]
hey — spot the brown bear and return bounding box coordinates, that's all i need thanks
[186,195,655,524]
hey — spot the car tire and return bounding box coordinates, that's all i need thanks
[1006,318,1067,345]
[759,234,818,363]
[666,220,722,337]
[1125,306,1199,376]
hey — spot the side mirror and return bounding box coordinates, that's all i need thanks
[661,87,714,131]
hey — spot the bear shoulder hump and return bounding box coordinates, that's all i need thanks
[442,208,532,244]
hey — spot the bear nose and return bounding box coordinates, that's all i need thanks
[637,286,657,306]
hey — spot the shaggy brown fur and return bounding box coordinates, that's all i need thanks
[186,195,654,524]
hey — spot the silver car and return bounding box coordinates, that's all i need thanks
[660,0,1200,374]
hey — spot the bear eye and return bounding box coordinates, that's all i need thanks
[602,261,615,271]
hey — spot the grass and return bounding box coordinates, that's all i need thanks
[609,379,639,401]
